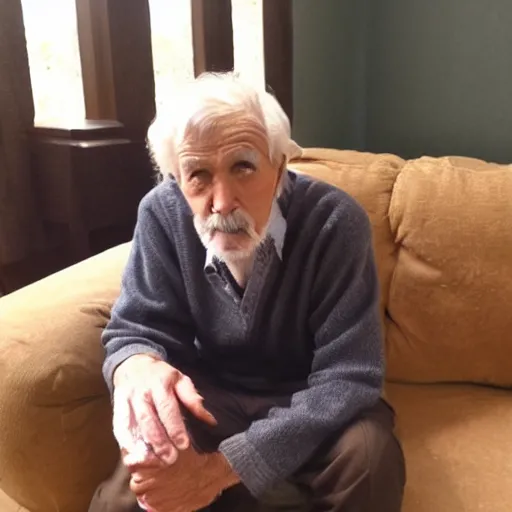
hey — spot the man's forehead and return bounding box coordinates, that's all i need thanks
[179,146,261,169]
[176,114,270,171]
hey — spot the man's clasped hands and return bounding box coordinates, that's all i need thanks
[112,354,239,512]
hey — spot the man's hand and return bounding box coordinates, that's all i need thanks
[112,354,217,466]
[129,447,240,512]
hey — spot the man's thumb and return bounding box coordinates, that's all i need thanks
[174,375,217,426]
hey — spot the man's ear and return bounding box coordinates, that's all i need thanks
[275,155,287,196]
[277,154,286,181]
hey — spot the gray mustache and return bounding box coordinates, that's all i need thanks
[195,210,258,238]
[203,211,252,234]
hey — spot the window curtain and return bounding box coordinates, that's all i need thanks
[0,0,43,269]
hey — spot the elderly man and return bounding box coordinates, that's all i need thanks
[89,72,405,512]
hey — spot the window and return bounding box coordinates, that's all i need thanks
[149,0,265,110]
[232,0,264,87]
[148,0,195,110]
[21,0,85,126]
[19,0,271,127]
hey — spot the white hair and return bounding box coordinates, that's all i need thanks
[147,72,302,186]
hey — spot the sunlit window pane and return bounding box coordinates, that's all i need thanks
[232,0,264,87]
[148,0,195,110]
[20,0,85,126]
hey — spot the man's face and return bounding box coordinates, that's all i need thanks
[177,114,281,262]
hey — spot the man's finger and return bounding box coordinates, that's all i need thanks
[130,471,157,495]
[112,388,139,454]
[132,390,179,465]
[174,374,218,426]
[152,381,191,452]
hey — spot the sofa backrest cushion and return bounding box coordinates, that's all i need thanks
[385,155,512,386]
[293,151,512,387]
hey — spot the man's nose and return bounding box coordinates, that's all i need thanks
[211,180,237,215]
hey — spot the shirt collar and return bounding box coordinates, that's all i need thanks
[204,198,287,272]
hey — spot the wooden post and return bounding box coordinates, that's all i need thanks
[263,0,293,123]
[75,0,117,121]
[75,0,156,139]
[0,0,43,268]
[191,0,234,76]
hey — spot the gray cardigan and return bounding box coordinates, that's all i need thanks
[102,171,384,497]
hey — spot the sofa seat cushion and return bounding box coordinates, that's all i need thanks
[386,382,512,512]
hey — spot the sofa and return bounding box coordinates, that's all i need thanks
[1,147,511,512]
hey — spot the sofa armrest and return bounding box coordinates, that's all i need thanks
[0,244,131,512]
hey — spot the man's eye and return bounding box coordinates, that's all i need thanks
[190,169,209,181]
[234,160,256,173]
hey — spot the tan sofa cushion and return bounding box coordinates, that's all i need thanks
[0,487,30,512]
[387,382,512,512]
[386,156,512,386]
[290,148,405,319]
[0,244,131,512]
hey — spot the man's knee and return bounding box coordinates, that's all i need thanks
[356,402,404,475]
[331,400,406,508]
[88,458,143,512]
[299,400,405,511]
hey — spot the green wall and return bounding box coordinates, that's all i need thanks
[292,0,369,151]
[293,0,512,163]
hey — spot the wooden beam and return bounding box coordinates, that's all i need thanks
[75,0,155,139]
[191,0,234,76]
[106,0,155,137]
[0,0,44,267]
[263,0,293,123]
[75,0,117,120]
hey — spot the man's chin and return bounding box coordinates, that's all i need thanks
[211,245,256,263]
[208,236,257,262]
